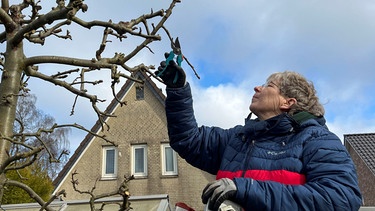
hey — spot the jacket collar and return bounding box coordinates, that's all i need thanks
[292,111,327,130]
[292,112,316,124]
[239,112,326,141]
[240,113,294,141]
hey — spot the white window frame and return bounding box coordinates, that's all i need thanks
[131,144,148,177]
[102,146,118,179]
[161,143,178,176]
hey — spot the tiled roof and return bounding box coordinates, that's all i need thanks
[345,133,375,175]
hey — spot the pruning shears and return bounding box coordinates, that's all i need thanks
[167,37,184,67]
[157,37,184,84]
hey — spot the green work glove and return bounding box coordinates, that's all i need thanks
[155,52,186,88]
[201,178,238,210]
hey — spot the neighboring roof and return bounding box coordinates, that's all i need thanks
[344,133,375,176]
[52,70,165,188]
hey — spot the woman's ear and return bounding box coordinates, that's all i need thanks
[280,98,297,110]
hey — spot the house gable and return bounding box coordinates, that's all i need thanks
[53,71,162,187]
[53,71,215,210]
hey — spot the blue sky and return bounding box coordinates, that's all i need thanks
[17,0,375,154]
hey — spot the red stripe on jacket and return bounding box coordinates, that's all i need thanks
[216,170,306,185]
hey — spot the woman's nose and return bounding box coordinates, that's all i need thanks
[254,86,262,92]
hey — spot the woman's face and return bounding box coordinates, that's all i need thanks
[250,80,291,120]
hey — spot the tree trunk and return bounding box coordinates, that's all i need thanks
[0,32,25,203]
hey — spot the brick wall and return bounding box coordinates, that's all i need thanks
[347,144,375,206]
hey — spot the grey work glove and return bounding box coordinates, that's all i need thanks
[155,52,186,88]
[202,178,238,210]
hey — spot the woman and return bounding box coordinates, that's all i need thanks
[156,59,362,211]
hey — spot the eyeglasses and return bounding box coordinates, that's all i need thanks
[262,81,279,88]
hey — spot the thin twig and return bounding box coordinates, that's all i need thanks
[161,26,200,79]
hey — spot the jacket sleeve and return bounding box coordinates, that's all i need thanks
[233,132,362,211]
[165,83,239,175]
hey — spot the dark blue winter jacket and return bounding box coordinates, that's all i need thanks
[165,83,362,211]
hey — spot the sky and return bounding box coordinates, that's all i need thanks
[10,0,375,155]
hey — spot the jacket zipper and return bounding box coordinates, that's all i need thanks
[241,139,256,177]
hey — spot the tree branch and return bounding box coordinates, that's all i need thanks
[71,171,134,211]
[70,9,164,39]
[0,0,182,206]
[0,4,17,33]
[23,56,149,131]
[1,146,42,173]
[5,179,55,211]
[42,189,67,210]
[25,20,73,45]
[10,6,71,47]
[55,123,117,146]
[122,0,180,63]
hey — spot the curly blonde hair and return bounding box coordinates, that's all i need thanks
[267,71,325,116]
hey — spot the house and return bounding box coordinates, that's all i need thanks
[344,133,375,206]
[52,70,215,210]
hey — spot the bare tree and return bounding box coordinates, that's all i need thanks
[14,92,70,179]
[0,0,181,209]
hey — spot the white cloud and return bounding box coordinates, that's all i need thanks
[190,82,250,128]
[11,0,375,153]
[327,114,375,142]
